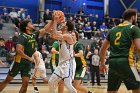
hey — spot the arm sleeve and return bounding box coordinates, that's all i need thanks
[131,26,140,39]
[17,35,26,46]
[77,43,84,51]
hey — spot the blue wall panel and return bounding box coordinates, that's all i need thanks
[45,0,62,11]
[0,0,105,22]
[109,0,140,18]
[45,0,104,17]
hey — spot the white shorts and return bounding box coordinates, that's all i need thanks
[53,58,76,80]
[33,67,47,78]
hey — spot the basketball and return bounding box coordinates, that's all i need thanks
[53,10,65,23]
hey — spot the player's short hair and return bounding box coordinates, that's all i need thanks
[74,31,79,41]
[19,19,31,33]
[123,8,137,20]
[66,20,74,31]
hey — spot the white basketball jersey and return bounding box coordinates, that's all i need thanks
[59,41,73,64]
[33,51,45,68]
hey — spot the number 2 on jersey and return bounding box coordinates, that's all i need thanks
[114,32,121,45]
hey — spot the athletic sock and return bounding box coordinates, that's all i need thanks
[34,86,38,91]
[88,91,93,93]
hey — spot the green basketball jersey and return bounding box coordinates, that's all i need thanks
[50,41,59,66]
[73,42,86,69]
[107,22,140,66]
[15,33,37,63]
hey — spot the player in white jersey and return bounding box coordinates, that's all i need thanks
[48,13,77,93]
[32,48,48,93]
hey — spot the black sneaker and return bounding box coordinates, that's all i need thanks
[97,84,101,86]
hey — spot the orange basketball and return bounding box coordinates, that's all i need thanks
[53,10,65,23]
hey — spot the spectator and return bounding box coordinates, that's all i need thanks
[12,31,19,48]
[26,15,32,22]
[83,24,92,39]
[77,8,84,17]
[5,37,15,52]
[90,38,99,51]
[43,9,51,23]
[116,18,123,25]
[40,45,49,69]
[110,18,117,27]
[10,8,18,18]
[100,22,108,32]
[9,8,19,27]
[20,9,27,20]
[6,46,16,65]
[0,38,7,57]
[84,17,89,24]
[2,8,9,23]
[18,8,22,17]
[101,28,108,40]
[91,21,100,37]
[104,15,110,28]
[91,21,98,31]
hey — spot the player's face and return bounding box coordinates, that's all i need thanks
[27,22,35,32]
[94,49,98,55]
[71,32,77,42]
[59,21,67,32]
[132,14,137,25]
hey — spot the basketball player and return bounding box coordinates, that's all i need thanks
[0,18,57,93]
[100,8,140,93]
[32,48,48,93]
[48,13,77,93]
[72,31,93,93]
[50,41,64,93]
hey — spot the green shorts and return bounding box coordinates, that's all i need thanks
[50,60,58,73]
[108,58,140,91]
[8,61,32,78]
[74,67,86,80]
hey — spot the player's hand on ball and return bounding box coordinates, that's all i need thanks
[53,10,64,23]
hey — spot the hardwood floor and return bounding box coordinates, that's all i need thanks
[0,84,133,93]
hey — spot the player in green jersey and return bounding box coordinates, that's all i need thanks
[50,41,59,72]
[0,19,56,93]
[50,41,64,93]
[100,9,140,93]
[72,31,93,93]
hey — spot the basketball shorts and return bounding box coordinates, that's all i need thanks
[8,61,32,77]
[33,67,47,78]
[74,66,86,80]
[53,58,76,80]
[108,58,140,91]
